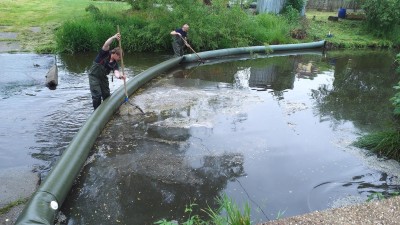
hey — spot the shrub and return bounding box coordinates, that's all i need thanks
[85,4,100,14]
[284,0,305,12]
[282,5,300,25]
[56,21,97,53]
[362,0,400,37]
[255,13,292,44]
[55,1,293,53]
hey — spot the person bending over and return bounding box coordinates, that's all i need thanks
[170,24,190,57]
[88,33,126,110]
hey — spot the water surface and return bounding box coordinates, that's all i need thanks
[59,50,400,224]
[1,50,399,224]
[0,52,170,175]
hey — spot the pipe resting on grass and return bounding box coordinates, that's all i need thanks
[15,40,325,225]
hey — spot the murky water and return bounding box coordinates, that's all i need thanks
[1,50,400,224]
[0,52,170,175]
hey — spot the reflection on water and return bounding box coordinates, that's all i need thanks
[314,50,398,132]
[1,50,399,224]
[58,50,400,224]
[58,52,172,75]
[0,52,170,176]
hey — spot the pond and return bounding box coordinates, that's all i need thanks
[1,49,399,224]
[0,52,170,175]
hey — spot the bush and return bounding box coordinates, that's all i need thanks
[282,5,301,25]
[255,13,292,44]
[55,1,294,53]
[284,0,305,12]
[362,0,400,37]
[56,21,98,53]
[85,4,100,14]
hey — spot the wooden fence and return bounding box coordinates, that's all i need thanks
[306,0,362,11]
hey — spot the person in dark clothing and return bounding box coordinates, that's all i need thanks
[88,33,126,110]
[170,24,190,57]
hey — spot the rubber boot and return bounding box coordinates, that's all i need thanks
[92,98,102,110]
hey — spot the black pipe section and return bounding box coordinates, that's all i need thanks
[15,56,183,225]
[15,41,325,225]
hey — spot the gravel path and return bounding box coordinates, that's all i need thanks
[259,196,400,225]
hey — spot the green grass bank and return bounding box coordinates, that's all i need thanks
[0,0,398,53]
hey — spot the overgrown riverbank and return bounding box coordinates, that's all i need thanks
[354,53,400,162]
[1,1,400,224]
[0,0,398,54]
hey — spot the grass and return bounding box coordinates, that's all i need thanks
[0,0,130,52]
[154,195,251,225]
[0,198,28,215]
[0,1,397,52]
[205,194,251,225]
[353,131,400,161]
[304,9,395,48]
[0,0,130,27]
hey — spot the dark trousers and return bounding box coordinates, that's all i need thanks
[172,39,184,57]
[88,63,110,110]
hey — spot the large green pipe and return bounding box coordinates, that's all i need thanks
[182,40,326,62]
[15,57,183,225]
[15,41,325,225]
